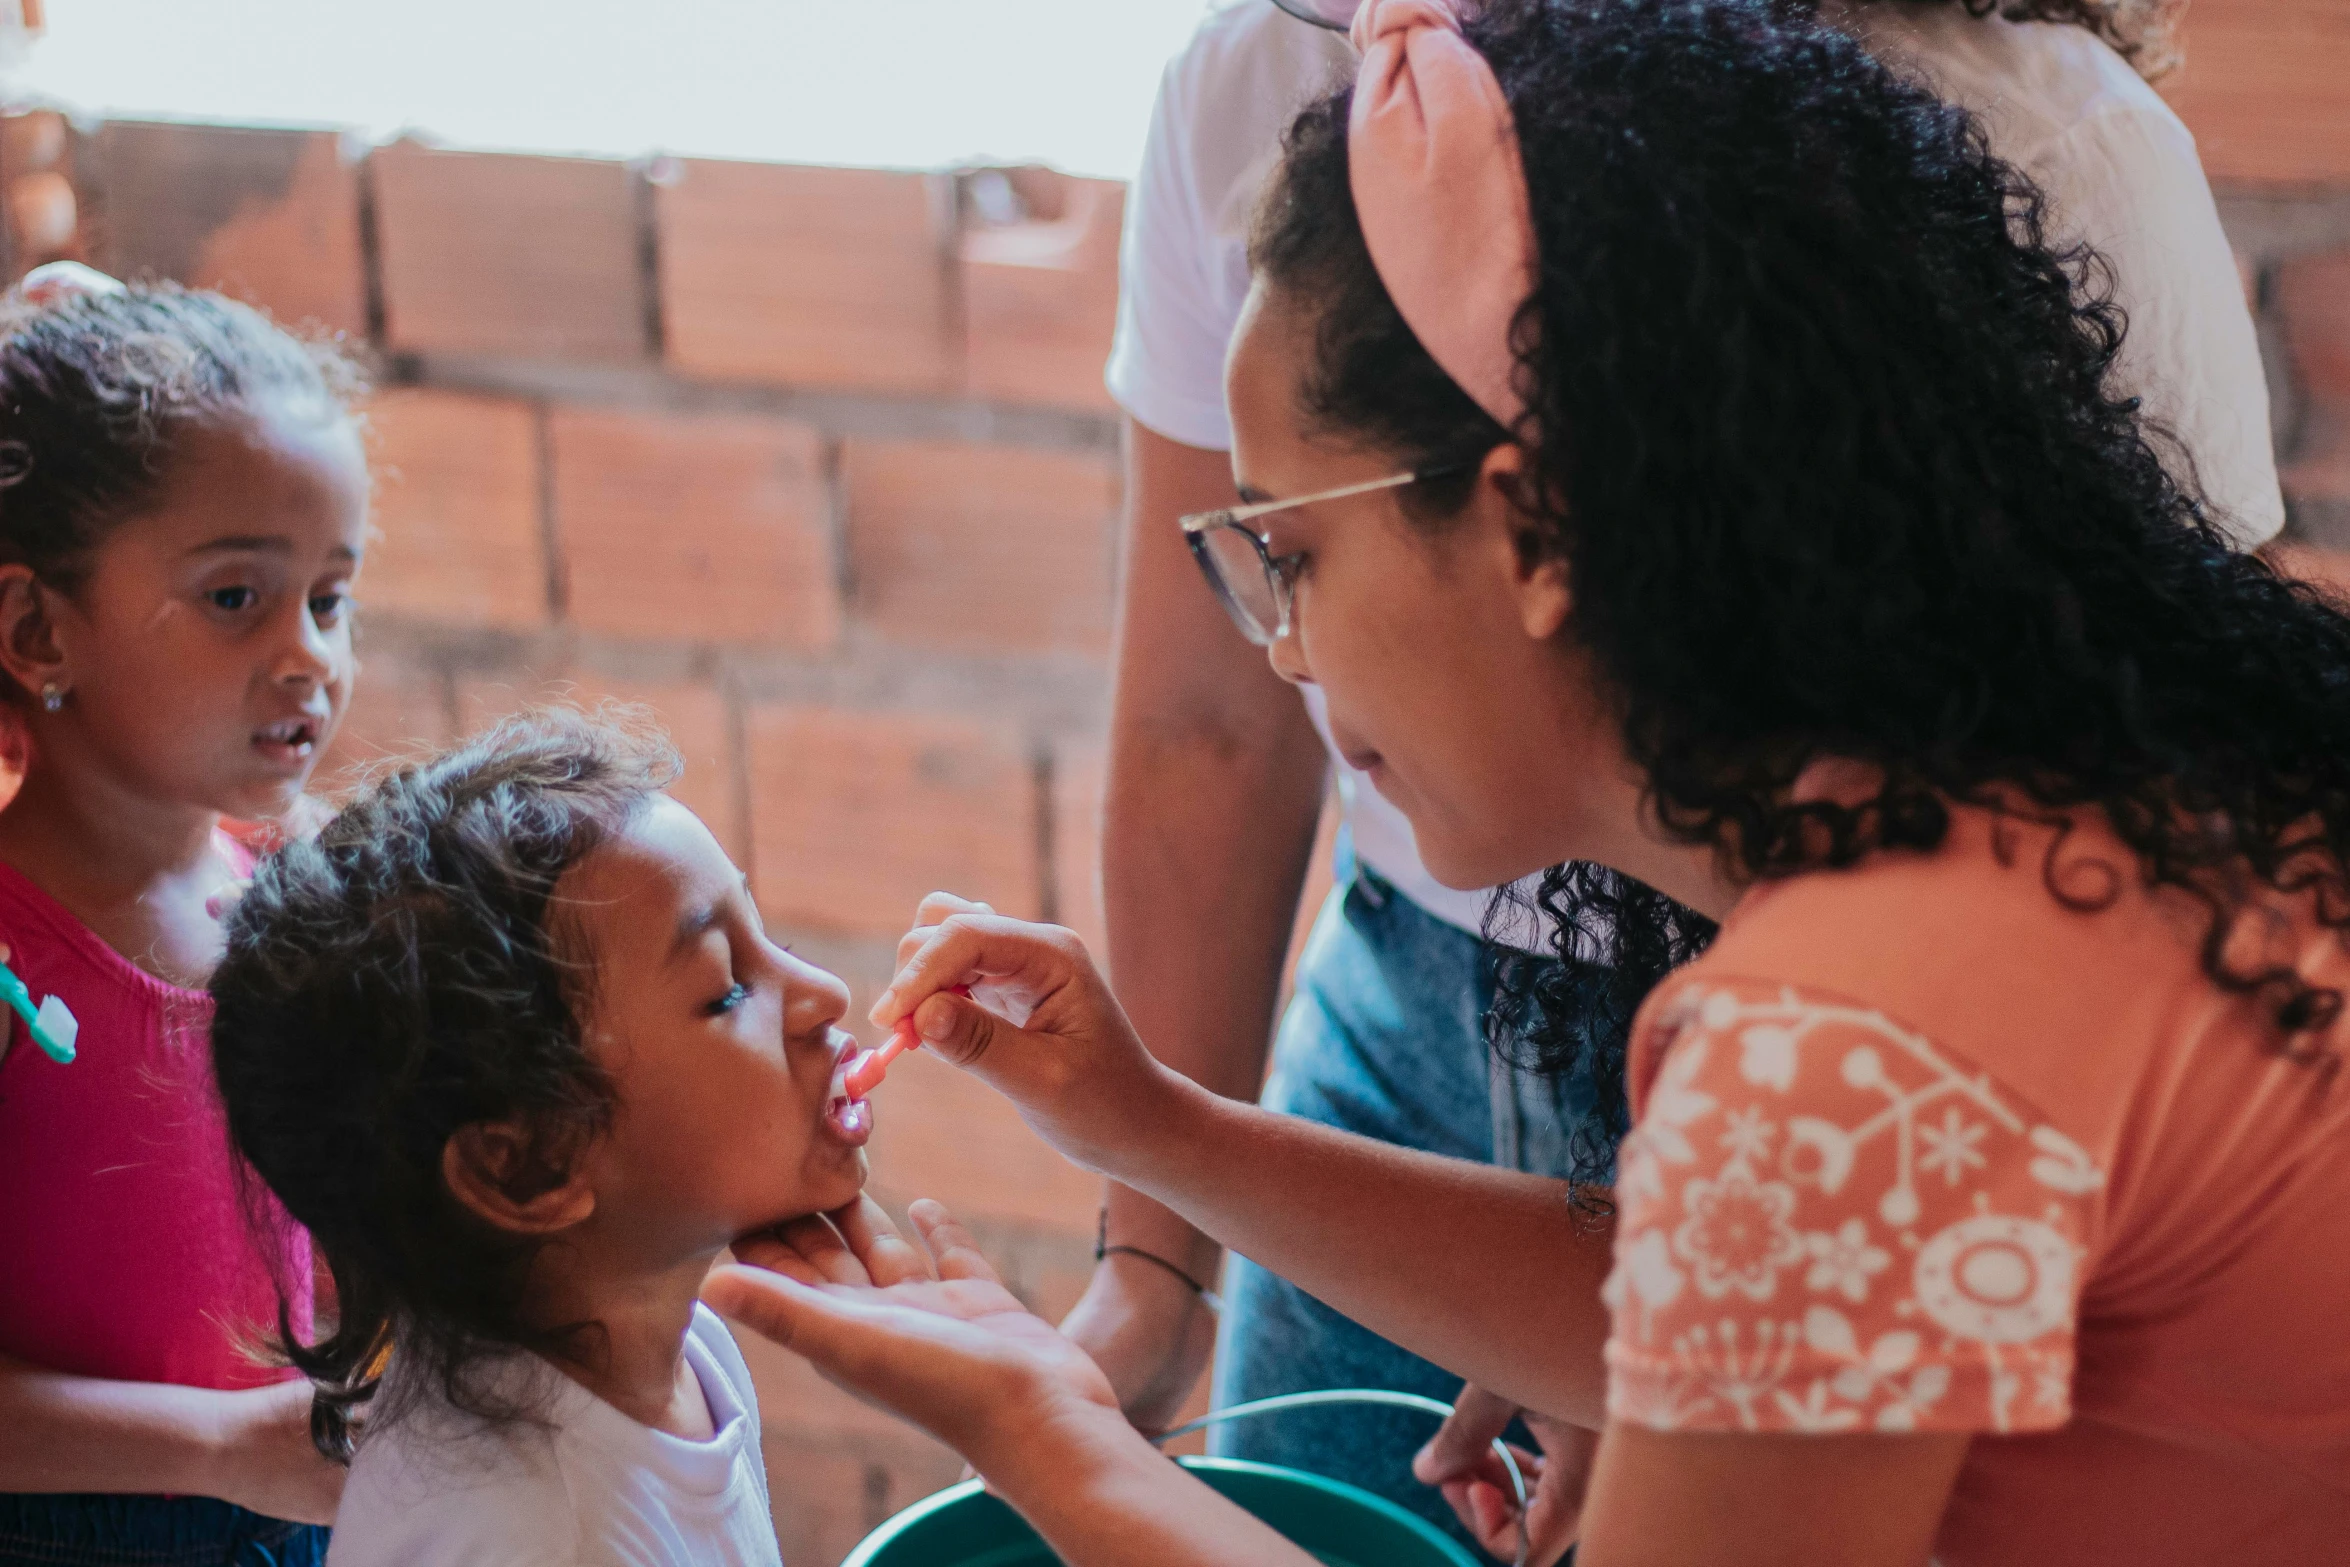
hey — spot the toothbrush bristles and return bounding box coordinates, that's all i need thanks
[34,995,77,1060]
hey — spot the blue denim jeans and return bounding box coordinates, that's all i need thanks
[1208,847,1617,1554]
[0,1493,327,1567]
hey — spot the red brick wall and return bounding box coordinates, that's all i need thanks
[1,19,2342,1553]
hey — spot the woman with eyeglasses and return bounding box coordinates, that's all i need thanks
[1085,0,2285,1554]
[707,0,2350,1562]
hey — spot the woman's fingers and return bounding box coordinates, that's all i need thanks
[733,1200,988,1294]
[704,1265,868,1367]
[1517,1421,1598,1567]
[776,1212,872,1286]
[830,1195,933,1287]
[728,1230,828,1287]
[895,893,995,968]
[1416,1387,1592,1567]
[909,1199,1002,1284]
[1414,1382,1521,1485]
[870,912,1083,1035]
[916,891,994,923]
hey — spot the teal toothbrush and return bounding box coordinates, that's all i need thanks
[0,959,77,1063]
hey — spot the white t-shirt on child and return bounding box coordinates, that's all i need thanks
[327,1304,781,1567]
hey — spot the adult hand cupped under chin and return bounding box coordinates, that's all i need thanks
[706,1196,1125,1475]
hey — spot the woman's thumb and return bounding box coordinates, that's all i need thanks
[705,1264,921,1390]
[1414,1384,1520,1484]
[704,1264,821,1352]
[911,990,1004,1070]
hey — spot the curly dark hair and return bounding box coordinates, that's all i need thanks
[1251,0,2350,1169]
[0,281,363,611]
[209,709,678,1461]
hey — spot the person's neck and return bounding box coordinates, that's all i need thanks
[1610,830,1740,923]
[532,1242,725,1439]
[0,758,222,914]
[1552,758,1743,922]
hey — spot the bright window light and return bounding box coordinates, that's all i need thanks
[11,0,1215,178]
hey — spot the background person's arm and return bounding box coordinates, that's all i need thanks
[1059,418,1332,1429]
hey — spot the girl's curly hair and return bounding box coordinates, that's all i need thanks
[209,709,677,1461]
[1252,0,2345,1176]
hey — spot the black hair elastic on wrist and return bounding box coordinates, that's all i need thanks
[1096,1207,1223,1312]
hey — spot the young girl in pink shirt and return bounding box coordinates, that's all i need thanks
[0,269,368,1566]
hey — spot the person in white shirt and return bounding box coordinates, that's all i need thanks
[1075,0,2283,1557]
[208,713,886,1566]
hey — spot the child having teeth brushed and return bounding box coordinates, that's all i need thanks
[209,710,885,1567]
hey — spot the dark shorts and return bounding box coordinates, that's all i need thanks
[0,1493,327,1567]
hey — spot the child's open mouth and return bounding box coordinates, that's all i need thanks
[824,1052,874,1146]
[252,715,322,769]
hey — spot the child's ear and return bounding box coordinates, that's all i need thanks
[0,564,69,700]
[442,1120,596,1236]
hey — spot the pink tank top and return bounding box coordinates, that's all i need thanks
[0,843,311,1390]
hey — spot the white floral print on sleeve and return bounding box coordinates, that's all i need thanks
[1602,978,2103,1436]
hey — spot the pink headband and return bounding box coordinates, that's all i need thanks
[1347,0,1537,430]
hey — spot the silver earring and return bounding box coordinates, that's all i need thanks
[39,681,63,713]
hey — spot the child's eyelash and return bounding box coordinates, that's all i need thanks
[707,982,751,1016]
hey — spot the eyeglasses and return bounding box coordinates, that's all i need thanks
[1267,0,1359,30]
[1182,467,1459,647]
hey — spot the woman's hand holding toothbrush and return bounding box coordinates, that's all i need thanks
[866,894,1194,1182]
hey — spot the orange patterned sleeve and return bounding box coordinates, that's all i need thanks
[1601,977,2105,1435]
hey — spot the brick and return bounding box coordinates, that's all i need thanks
[2164,0,2350,186]
[753,1428,961,1566]
[362,390,547,629]
[4,169,75,265]
[746,704,1040,937]
[315,654,449,798]
[0,111,66,178]
[1050,737,1107,958]
[962,170,1123,412]
[548,406,839,651]
[372,142,645,361]
[657,159,956,394]
[758,1442,878,1567]
[844,439,1118,653]
[1,111,77,272]
[91,122,365,337]
[1050,742,1334,1010]
[863,1048,1102,1233]
[2276,249,2350,508]
[456,669,742,862]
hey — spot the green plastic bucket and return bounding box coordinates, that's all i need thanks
[839,1457,1478,1567]
[840,1390,1524,1567]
